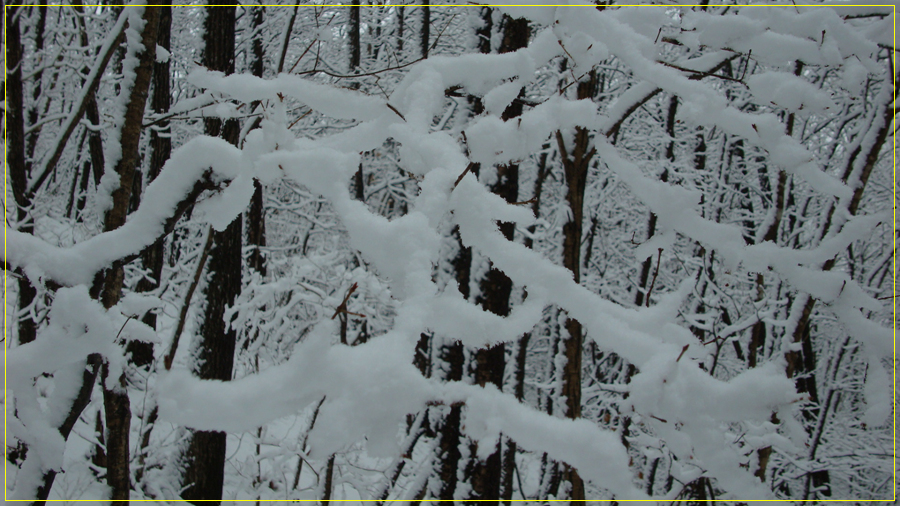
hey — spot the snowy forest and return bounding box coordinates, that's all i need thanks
[2,1,896,503]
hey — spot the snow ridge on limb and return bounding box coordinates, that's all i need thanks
[6,137,243,287]
[482,5,872,200]
[154,53,797,500]
[7,286,157,499]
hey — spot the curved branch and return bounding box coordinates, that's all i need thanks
[7,137,241,288]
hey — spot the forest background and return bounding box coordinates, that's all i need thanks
[2,1,897,504]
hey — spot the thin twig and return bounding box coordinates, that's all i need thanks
[645,248,663,307]
[676,344,689,363]
[386,103,406,121]
[659,60,747,84]
[331,283,363,320]
[453,162,477,189]
[288,109,313,130]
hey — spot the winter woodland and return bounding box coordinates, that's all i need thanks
[2,1,896,504]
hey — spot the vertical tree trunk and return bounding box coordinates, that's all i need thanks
[420,1,430,58]
[181,6,241,504]
[25,5,47,163]
[436,230,468,500]
[93,6,162,502]
[5,6,38,346]
[789,68,894,501]
[349,5,361,70]
[74,0,107,188]
[322,454,337,504]
[397,6,405,53]
[554,70,599,502]
[501,147,549,502]
[467,15,529,502]
[131,4,172,368]
[745,61,803,483]
[247,4,267,276]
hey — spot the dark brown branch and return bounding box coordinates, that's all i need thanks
[453,162,477,188]
[645,248,663,307]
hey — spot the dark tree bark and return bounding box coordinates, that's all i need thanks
[553,69,600,502]
[92,6,162,502]
[788,68,895,501]
[181,6,241,504]
[5,6,38,346]
[397,6,405,53]
[435,226,469,500]
[247,4,267,277]
[26,7,126,202]
[466,15,529,502]
[131,4,172,368]
[501,145,550,502]
[437,338,465,501]
[73,0,107,189]
[350,5,361,70]
[420,1,430,58]
[25,5,47,163]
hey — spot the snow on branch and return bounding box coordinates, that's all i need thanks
[7,137,242,287]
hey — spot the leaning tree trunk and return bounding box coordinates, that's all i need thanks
[181,6,241,505]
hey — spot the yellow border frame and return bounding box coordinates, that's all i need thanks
[2,2,896,503]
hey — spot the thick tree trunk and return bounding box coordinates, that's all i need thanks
[25,5,47,163]
[132,4,172,368]
[181,6,241,504]
[5,6,38,346]
[421,1,430,58]
[436,226,468,500]
[554,70,599,502]
[93,6,161,502]
[349,5,361,70]
[465,15,529,502]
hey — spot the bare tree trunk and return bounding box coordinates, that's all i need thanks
[181,6,240,504]
[92,6,162,502]
[467,15,529,502]
[397,6,405,53]
[501,146,549,503]
[247,4,267,277]
[73,0,107,189]
[420,1,430,58]
[349,4,361,70]
[788,68,895,500]
[132,4,172,368]
[554,70,599,502]
[322,454,337,504]
[5,6,38,346]
[25,5,47,163]
[436,226,469,500]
